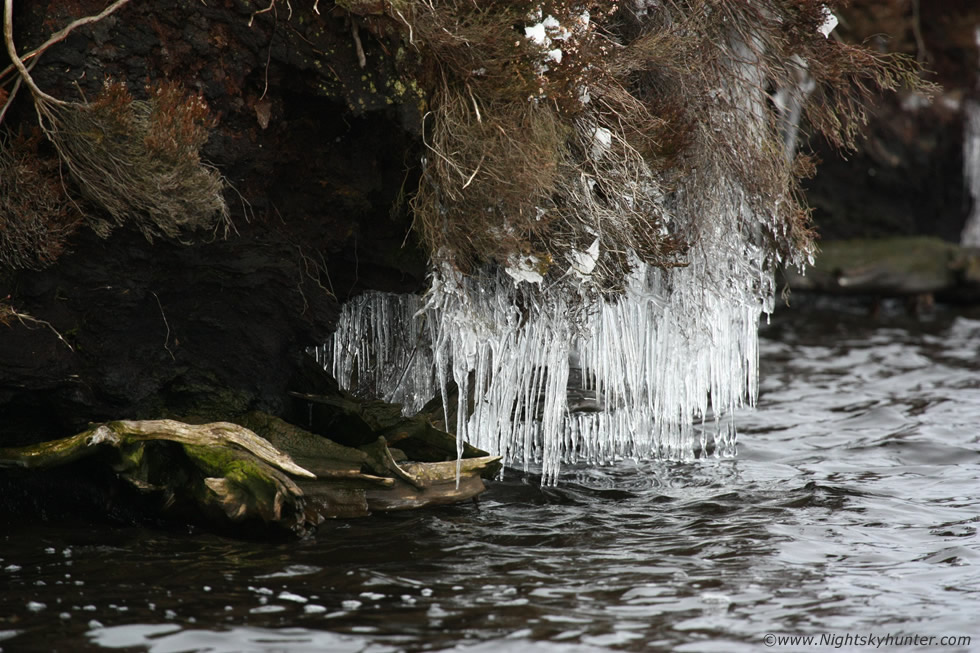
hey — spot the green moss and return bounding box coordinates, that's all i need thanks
[816,237,954,275]
[183,443,266,480]
[534,254,553,277]
[182,443,282,514]
[118,441,147,470]
[236,411,368,466]
[388,76,426,115]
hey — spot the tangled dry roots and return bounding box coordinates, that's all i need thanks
[409,0,687,291]
[0,131,80,270]
[35,81,230,241]
[390,0,926,295]
[415,90,567,273]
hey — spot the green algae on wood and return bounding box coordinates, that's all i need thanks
[0,419,310,476]
[0,415,500,535]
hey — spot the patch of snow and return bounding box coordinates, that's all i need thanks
[900,92,932,112]
[504,255,546,285]
[569,239,600,279]
[818,5,837,38]
[940,95,961,112]
[525,22,547,46]
[591,126,612,158]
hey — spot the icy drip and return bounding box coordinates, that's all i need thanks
[772,56,817,162]
[409,176,773,481]
[313,291,436,414]
[963,106,980,246]
[321,216,769,484]
[961,26,980,247]
[574,263,762,463]
[420,271,577,480]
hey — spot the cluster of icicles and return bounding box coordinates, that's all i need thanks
[314,218,774,485]
[959,26,980,247]
[308,3,834,483]
[309,12,816,483]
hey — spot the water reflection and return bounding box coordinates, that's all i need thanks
[1,304,979,651]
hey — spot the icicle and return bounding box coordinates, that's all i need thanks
[318,23,787,484]
[322,217,768,480]
[962,99,980,247]
[315,291,437,415]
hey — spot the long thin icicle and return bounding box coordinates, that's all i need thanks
[319,18,792,484]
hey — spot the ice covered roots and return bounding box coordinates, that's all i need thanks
[312,5,810,483]
[316,232,772,484]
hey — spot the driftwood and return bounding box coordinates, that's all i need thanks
[0,413,501,534]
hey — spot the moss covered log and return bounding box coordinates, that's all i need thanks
[782,237,980,303]
[0,415,500,534]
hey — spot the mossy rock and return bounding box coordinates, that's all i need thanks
[785,237,963,295]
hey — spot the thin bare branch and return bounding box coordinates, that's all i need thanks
[2,0,64,104]
[0,0,133,86]
[0,302,74,352]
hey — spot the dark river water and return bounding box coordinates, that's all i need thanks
[2,300,979,652]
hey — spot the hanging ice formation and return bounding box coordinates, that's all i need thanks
[319,220,771,484]
[316,4,819,484]
[319,191,781,485]
[964,101,980,247]
[961,27,980,247]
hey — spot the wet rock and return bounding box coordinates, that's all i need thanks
[783,236,980,303]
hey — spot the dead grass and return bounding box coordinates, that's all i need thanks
[0,130,81,270]
[371,0,930,293]
[42,80,231,241]
[2,0,230,256]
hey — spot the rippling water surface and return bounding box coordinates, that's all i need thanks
[2,302,979,652]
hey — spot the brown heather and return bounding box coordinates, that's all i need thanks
[379,0,928,292]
